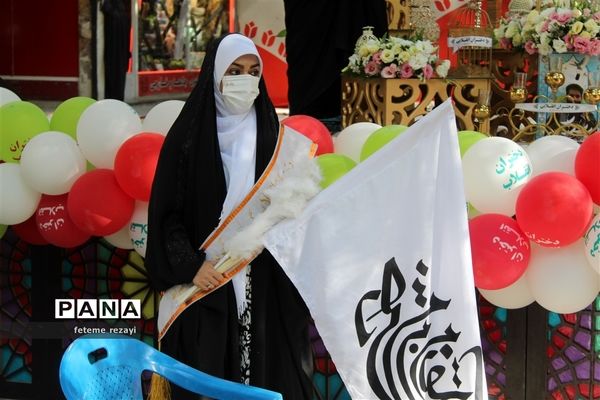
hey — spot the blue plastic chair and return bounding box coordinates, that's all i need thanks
[59,334,283,400]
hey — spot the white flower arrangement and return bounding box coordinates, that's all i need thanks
[494,0,600,56]
[344,34,451,80]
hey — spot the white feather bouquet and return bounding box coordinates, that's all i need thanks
[214,154,322,272]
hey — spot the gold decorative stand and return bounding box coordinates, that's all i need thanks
[490,49,539,138]
[386,0,411,35]
[504,103,598,142]
[341,76,491,133]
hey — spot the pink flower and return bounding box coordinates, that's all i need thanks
[372,51,382,64]
[364,61,381,76]
[400,63,413,78]
[500,38,512,49]
[573,36,591,54]
[540,20,550,33]
[563,33,571,42]
[524,41,537,55]
[588,40,600,56]
[423,64,434,79]
[554,11,572,24]
[594,11,600,21]
[583,8,591,17]
[563,34,575,50]
[380,64,398,78]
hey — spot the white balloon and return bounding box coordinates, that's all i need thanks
[515,141,529,151]
[536,147,578,176]
[0,163,41,225]
[527,241,600,314]
[104,223,134,249]
[462,137,532,216]
[20,131,86,195]
[76,99,142,168]
[526,135,579,177]
[142,100,185,136]
[527,135,579,158]
[129,201,149,257]
[334,122,382,162]
[583,214,600,273]
[0,87,20,107]
[479,270,535,309]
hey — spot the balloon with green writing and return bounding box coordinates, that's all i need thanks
[316,154,357,189]
[360,124,408,161]
[0,101,49,163]
[50,97,96,140]
[583,213,600,274]
[458,130,486,158]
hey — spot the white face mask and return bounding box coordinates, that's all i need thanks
[221,74,260,115]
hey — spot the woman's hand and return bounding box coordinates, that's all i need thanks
[193,260,225,291]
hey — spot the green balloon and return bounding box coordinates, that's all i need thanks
[316,153,357,189]
[360,124,408,161]
[458,130,486,158]
[467,202,481,219]
[0,101,49,163]
[50,96,96,140]
[0,224,7,239]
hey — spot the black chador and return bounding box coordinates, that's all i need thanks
[145,34,313,399]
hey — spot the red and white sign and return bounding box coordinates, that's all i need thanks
[138,70,199,97]
[432,0,469,19]
[237,0,288,107]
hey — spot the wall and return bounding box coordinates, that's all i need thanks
[0,0,80,100]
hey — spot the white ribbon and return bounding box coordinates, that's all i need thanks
[515,103,597,113]
[448,36,493,52]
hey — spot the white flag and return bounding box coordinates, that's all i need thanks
[264,101,487,400]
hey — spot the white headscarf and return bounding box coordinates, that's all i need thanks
[213,34,262,316]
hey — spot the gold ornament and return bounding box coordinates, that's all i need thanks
[508,0,533,15]
[448,0,493,78]
[410,0,440,42]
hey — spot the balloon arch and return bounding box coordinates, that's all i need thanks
[0,90,599,399]
[0,90,598,315]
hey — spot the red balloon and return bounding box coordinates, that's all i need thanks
[575,132,600,204]
[469,214,531,290]
[516,172,593,247]
[12,215,48,245]
[281,115,334,155]
[36,194,90,248]
[114,132,164,201]
[68,169,135,236]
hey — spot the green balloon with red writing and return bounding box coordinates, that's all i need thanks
[0,101,49,163]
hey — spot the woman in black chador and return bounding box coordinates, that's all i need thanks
[145,33,313,399]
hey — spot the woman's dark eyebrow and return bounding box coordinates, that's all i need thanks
[230,62,260,69]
